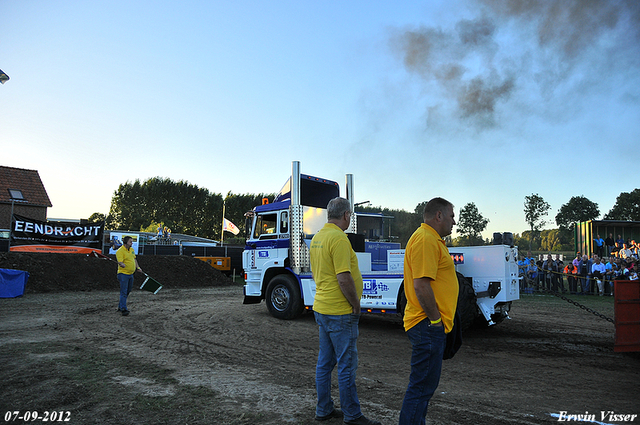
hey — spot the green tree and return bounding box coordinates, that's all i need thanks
[414,201,429,216]
[556,226,574,251]
[88,212,105,223]
[604,188,640,220]
[108,177,223,239]
[541,229,561,251]
[392,207,423,247]
[455,202,489,246]
[524,193,551,252]
[356,204,422,247]
[555,195,599,230]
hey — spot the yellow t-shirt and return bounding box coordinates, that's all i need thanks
[116,246,136,275]
[403,223,458,333]
[310,223,363,315]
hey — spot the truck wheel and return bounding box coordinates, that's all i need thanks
[265,275,304,320]
[456,272,477,332]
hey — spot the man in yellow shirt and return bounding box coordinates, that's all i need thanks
[116,236,142,316]
[399,197,458,425]
[310,197,381,425]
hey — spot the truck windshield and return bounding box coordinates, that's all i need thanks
[254,213,278,239]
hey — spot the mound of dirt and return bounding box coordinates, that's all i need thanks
[0,252,236,293]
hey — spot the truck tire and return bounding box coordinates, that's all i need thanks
[456,272,477,332]
[265,275,304,320]
[397,275,476,332]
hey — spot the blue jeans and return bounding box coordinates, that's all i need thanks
[314,312,361,421]
[117,273,134,311]
[581,276,590,294]
[398,319,446,425]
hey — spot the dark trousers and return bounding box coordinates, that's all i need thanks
[567,276,578,294]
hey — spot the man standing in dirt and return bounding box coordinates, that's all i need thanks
[310,197,381,425]
[399,197,458,425]
[116,236,142,316]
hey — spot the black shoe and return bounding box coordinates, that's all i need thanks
[121,310,130,316]
[316,408,343,421]
[344,415,381,425]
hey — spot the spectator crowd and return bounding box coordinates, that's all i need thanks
[518,235,639,296]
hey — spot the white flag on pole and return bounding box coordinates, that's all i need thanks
[223,218,240,235]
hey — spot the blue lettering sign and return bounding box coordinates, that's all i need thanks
[363,279,377,294]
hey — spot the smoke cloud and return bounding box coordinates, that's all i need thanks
[390,0,640,128]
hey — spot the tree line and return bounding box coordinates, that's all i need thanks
[88,177,274,242]
[89,178,639,249]
[523,189,640,252]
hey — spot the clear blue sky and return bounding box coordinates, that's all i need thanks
[2,0,639,238]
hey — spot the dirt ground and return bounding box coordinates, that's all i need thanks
[1,254,639,424]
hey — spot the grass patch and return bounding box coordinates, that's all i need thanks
[516,292,615,319]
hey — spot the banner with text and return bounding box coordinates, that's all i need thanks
[108,232,140,255]
[10,215,104,254]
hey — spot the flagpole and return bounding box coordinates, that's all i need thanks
[221,199,226,246]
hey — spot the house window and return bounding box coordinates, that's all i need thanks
[8,189,25,200]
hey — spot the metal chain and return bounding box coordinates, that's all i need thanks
[544,288,615,324]
[522,265,616,324]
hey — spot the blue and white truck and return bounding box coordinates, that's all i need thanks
[242,161,520,329]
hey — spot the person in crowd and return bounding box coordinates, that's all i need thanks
[594,235,605,258]
[554,254,565,292]
[605,234,615,257]
[564,263,578,294]
[518,255,527,275]
[399,197,458,425]
[527,259,537,288]
[612,242,622,257]
[630,240,639,259]
[572,253,581,269]
[627,261,638,281]
[517,256,528,290]
[523,251,534,289]
[157,225,163,239]
[578,254,591,295]
[116,236,143,316]
[619,243,633,260]
[542,254,557,292]
[536,256,544,290]
[524,251,533,267]
[589,255,606,296]
[611,264,620,295]
[309,197,381,425]
[620,259,637,280]
[613,259,623,284]
[571,253,582,292]
[604,258,615,296]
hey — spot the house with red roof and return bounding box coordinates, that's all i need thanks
[0,166,52,229]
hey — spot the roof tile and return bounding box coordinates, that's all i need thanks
[0,166,53,207]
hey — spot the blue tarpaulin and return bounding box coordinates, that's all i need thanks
[0,268,29,298]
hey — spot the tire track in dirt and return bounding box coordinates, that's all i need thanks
[72,289,321,423]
